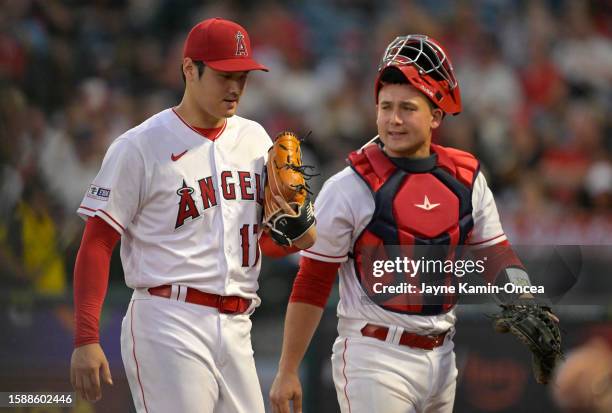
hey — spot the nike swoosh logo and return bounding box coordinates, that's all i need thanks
[171,150,188,162]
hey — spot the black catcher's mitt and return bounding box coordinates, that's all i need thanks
[492,304,563,384]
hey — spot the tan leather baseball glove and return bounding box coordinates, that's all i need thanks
[264,131,316,249]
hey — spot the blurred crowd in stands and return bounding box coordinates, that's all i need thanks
[0,0,610,300]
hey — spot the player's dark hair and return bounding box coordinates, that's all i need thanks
[378,66,435,112]
[181,61,206,84]
[379,66,409,85]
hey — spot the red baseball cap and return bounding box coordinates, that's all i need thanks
[183,18,269,72]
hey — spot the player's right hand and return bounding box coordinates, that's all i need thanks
[269,371,302,413]
[70,343,113,402]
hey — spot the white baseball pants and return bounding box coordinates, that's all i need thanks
[331,322,457,413]
[120,289,265,413]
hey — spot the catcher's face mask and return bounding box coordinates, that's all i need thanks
[376,34,462,115]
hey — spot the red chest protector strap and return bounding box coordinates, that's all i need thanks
[348,143,479,193]
[348,144,397,192]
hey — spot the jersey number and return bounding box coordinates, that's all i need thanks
[240,224,260,267]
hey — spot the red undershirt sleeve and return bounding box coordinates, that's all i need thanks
[259,231,300,257]
[471,240,525,283]
[73,216,121,347]
[289,256,341,308]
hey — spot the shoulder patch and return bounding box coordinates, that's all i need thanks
[86,184,111,201]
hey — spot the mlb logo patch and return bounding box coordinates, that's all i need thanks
[86,184,111,201]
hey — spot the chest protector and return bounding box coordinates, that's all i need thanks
[348,143,479,315]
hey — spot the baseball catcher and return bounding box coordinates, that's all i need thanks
[492,300,563,384]
[264,131,317,249]
[270,33,564,413]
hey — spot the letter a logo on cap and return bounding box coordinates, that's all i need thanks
[235,31,248,56]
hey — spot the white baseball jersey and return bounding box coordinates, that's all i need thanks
[77,108,272,304]
[301,165,506,335]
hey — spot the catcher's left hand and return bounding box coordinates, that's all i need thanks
[264,131,317,249]
[492,303,563,384]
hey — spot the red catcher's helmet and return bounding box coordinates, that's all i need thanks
[375,34,462,115]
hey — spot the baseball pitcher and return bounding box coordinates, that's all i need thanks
[69,17,314,413]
